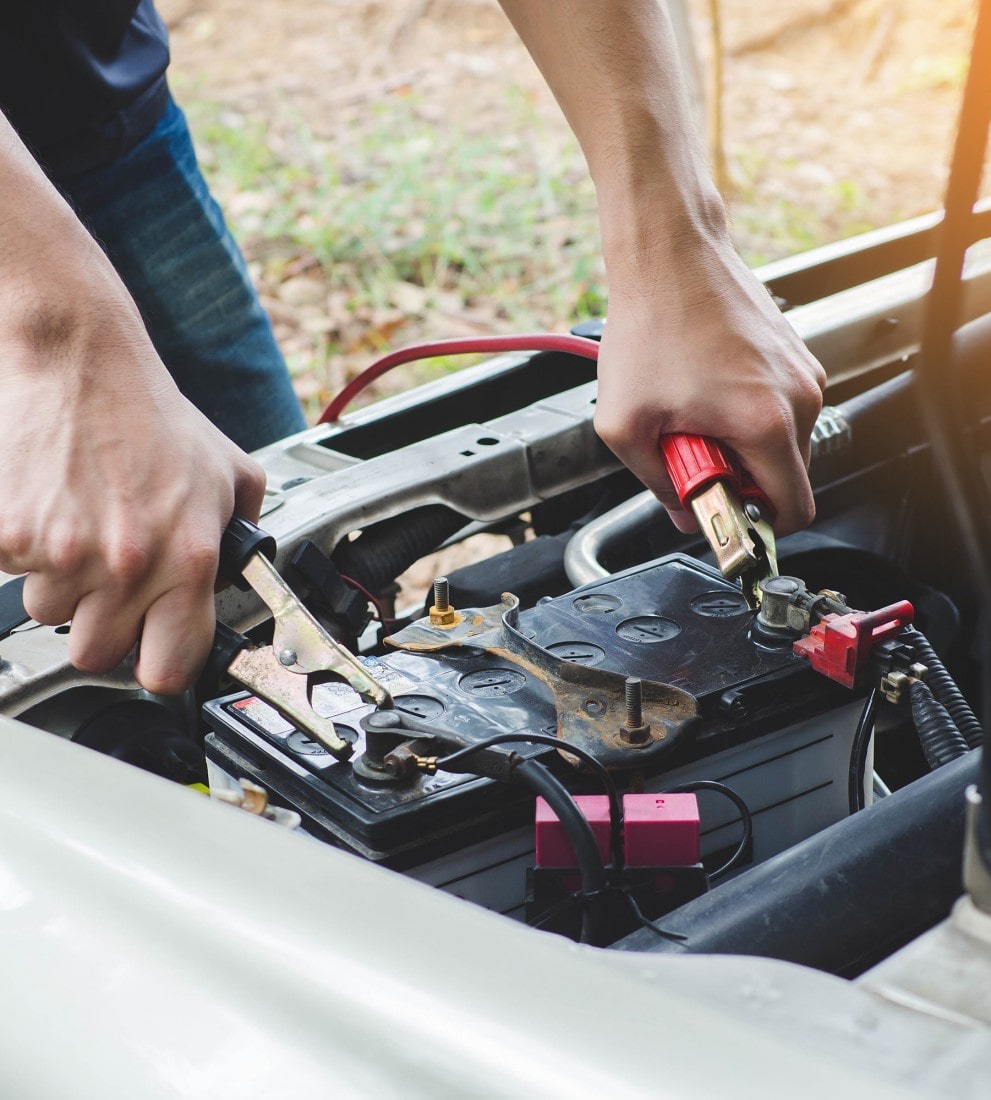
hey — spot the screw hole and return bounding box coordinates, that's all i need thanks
[476,437,499,446]
[54,624,70,635]
[460,449,475,457]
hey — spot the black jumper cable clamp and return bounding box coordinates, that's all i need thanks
[210,516,393,760]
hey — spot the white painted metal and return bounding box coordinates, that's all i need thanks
[0,714,932,1099]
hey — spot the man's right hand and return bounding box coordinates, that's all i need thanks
[0,110,266,694]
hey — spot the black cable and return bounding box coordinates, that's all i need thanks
[626,893,689,944]
[904,626,982,749]
[848,686,880,814]
[667,780,752,881]
[910,679,971,770]
[434,730,624,868]
[513,758,606,944]
[625,780,751,940]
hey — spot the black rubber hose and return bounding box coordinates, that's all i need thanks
[514,758,606,945]
[615,751,979,977]
[332,504,466,593]
[910,679,971,769]
[905,626,983,750]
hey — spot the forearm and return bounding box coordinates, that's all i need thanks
[0,107,265,694]
[0,110,151,390]
[499,3,826,536]
[497,1,727,267]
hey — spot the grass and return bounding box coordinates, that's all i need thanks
[184,87,606,416]
[182,85,888,419]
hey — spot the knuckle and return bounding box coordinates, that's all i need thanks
[17,300,78,352]
[0,520,33,567]
[236,457,268,515]
[758,401,794,446]
[46,532,87,576]
[182,540,220,587]
[104,537,153,589]
[800,370,826,412]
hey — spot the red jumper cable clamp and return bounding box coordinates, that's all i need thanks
[659,433,778,609]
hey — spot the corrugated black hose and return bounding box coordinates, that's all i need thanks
[910,679,971,770]
[332,504,466,594]
[905,626,983,750]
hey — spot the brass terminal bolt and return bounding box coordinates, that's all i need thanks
[429,575,458,626]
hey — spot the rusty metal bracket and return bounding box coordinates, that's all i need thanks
[385,593,699,769]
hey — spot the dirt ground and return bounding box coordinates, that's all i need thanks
[160,0,975,235]
[156,0,977,412]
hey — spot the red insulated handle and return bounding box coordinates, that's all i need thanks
[660,433,776,523]
[659,434,736,509]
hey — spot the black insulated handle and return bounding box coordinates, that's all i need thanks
[220,516,277,590]
[208,620,252,681]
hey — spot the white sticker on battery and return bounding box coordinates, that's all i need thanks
[231,696,294,737]
[310,681,363,718]
[358,655,417,695]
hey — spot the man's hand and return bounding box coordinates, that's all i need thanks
[595,231,825,536]
[499,1,826,534]
[0,111,265,693]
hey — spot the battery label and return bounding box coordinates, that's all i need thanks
[230,695,294,737]
[358,655,417,695]
[309,658,418,717]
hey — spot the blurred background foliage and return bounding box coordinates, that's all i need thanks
[162,0,976,419]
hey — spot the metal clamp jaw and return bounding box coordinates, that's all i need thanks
[660,434,778,609]
[214,518,393,761]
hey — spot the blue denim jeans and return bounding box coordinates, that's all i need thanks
[54,94,307,453]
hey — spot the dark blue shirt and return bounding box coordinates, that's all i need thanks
[0,1,170,176]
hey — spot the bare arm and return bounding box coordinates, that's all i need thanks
[0,110,265,692]
[498,1,825,534]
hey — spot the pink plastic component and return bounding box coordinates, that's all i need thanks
[535,795,611,867]
[534,792,701,868]
[623,793,700,867]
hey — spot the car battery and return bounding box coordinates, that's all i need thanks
[204,554,862,918]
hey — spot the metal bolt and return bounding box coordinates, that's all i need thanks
[428,575,457,626]
[619,677,651,746]
[432,577,450,612]
[278,648,298,667]
[625,677,643,729]
[744,501,763,523]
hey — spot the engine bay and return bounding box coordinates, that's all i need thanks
[4,224,991,970]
